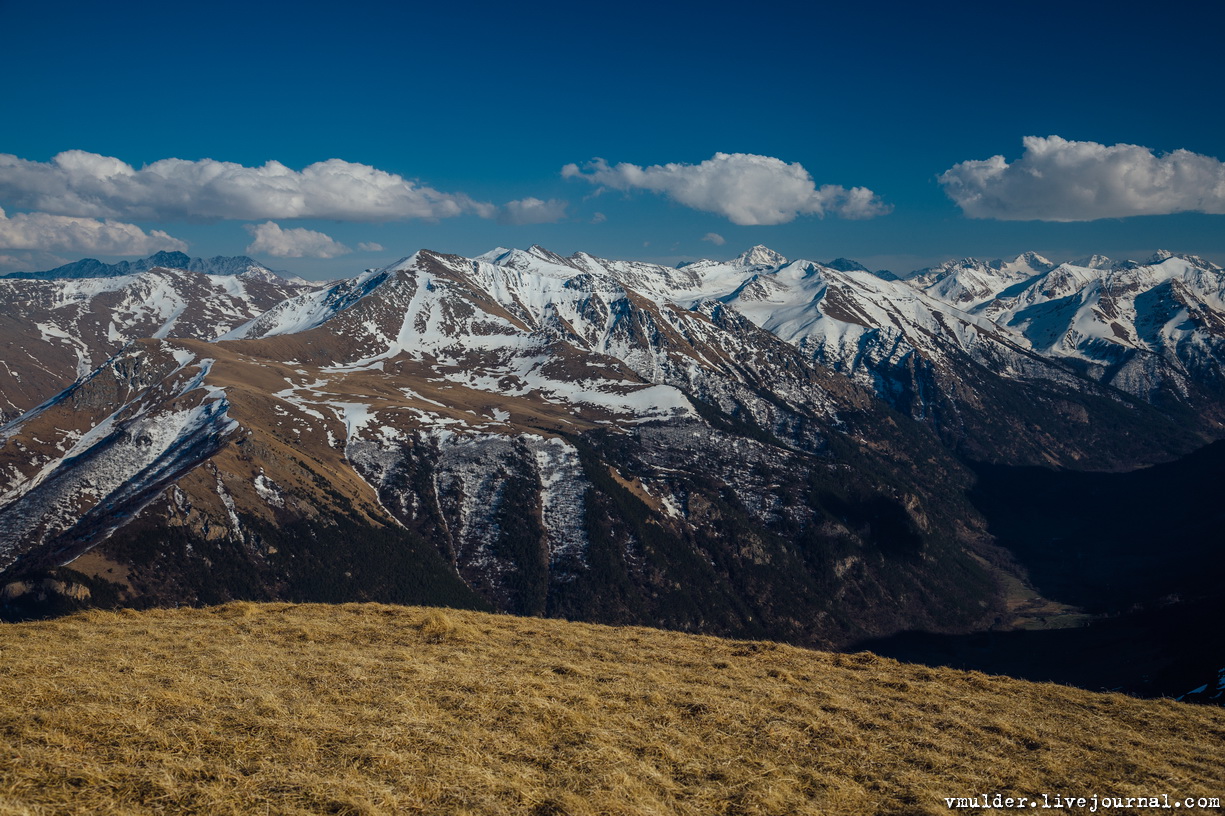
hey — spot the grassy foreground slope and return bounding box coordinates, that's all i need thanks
[0,604,1221,816]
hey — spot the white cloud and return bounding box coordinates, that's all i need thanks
[0,151,496,222]
[244,221,351,259]
[591,212,607,223]
[562,153,890,225]
[939,136,1225,221]
[498,197,568,225]
[0,207,188,254]
[702,232,726,245]
[357,242,384,252]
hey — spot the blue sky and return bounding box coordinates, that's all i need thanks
[2,0,1224,278]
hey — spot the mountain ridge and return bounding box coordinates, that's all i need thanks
[1,242,1222,678]
[1,250,305,283]
[0,247,1005,647]
[0,264,318,422]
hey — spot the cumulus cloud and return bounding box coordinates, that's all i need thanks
[0,151,496,222]
[702,232,726,245]
[591,212,607,224]
[562,153,890,225]
[244,221,351,259]
[939,136,1225,221]
[497,197,568,225]
[0,207,188,254]
[357,242,384,252]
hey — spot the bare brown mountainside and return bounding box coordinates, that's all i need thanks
[0,265,314,422]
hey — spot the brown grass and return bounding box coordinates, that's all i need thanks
[0,603,1221,815]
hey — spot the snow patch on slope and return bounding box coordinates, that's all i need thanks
[0,359,238,566]
[529,436,589,575]
[221,268,392,340]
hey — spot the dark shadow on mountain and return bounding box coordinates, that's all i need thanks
[853,595,1225,703]
[992,273,1048,301]
[967,439,1225,613]
[856,440,1225,702]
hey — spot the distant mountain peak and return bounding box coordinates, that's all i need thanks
[1013,251,1054,268]
[144,250,193,269]
[824,258,869,273]
[1140,250,1220,271]
[734,245,787,268]
[1071,254,1114,270]
[2,251,287,281]
[475,247,514,264]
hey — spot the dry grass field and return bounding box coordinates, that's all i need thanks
[0,602,1221,815]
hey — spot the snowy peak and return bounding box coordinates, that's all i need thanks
[474,247,514,264]
[481,246,583,279]
[909,253,1053,309]
[221,267,394,341]
[378,249,478,278]
[914,252,1053,280]
[238,266,314,287]
[377,252,424,273]
[1142,250,1222,271]
[1071,254,1114,270]
[733,245,788,269]
[968,249,1225,410]
[525,245,578,268]
[1010,251,1056,272]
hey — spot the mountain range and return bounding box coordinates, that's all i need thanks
[0,250,304,282]
[1,245,1222,694]
[0,256,315,423]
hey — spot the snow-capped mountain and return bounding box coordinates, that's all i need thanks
[961,252,1225,416]
[479,246,1203,467]
[907,252,1056,310]
[0,260,317,422]
[1,242,1223,664]
[0,247,1000,647]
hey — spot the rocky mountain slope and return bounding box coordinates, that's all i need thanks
[486,245,1215,467]
[1,244,1223,658]
[0,261,316,422]
[0,249,1001,647]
